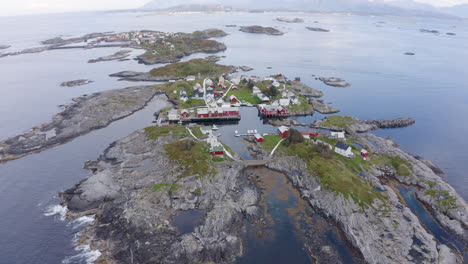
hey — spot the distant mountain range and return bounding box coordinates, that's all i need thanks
[140,0,468,19]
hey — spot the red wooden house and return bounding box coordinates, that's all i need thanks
[181,109,190,118]
[360,149,369,158]
[210,145,225,156]
[254,134,264,143]
[230,95,238,103]
[278,126,289,138]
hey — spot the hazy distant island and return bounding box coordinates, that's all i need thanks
[276,17,304,23]
[0,29,228,66]
[306,27,330,32]
[239,26,284,35]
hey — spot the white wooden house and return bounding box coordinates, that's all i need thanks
[335,142,353,158]
[331,131,346,139]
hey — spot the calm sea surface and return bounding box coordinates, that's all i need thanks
[0,11,467,263]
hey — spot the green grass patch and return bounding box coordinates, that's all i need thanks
[226,85,263,104]
[426,181,437,188]
[164,140,216,178]
[150,59,235,77]
[192,187,202,195]
[262,134,284,153]
[320,115,356,128]
[287,97,313,113]
[152,183,181,192]
[179,98,205,109]
[144,125,188,140]
[212,157,225,162]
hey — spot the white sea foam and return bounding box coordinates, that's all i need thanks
[44,204,68,221]
[62,244,101,264]
[71,215,95,229]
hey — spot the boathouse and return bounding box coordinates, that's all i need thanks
[254,134,264,143]
[360,149,369,158]
[230,95,238,103]
[210,145,225,156]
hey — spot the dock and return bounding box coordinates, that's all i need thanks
[181,116,241,123]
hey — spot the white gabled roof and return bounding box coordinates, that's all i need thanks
[197,108,209,114]
[278,126,289,133]
[254,133,263,139]
[361,149,368,154]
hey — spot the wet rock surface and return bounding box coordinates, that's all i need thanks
[60,79,93,87]
[0,86,164,162]
[62,131,261,264]
[88,50,132,63]
[239,26,284,36]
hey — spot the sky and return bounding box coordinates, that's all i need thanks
[2,0,468,16]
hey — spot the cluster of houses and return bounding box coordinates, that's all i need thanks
[97,31,180,50]
[275,126,369,160]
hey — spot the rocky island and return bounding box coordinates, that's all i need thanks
[135,29,228,65]
[0,86,169,162]
[110,59,236,82]
[60,79,93,87]
[0,29,227,63]
[318,77,351,87]
[88,50,131,63]
[239,26,284,36]
[0,45,10,49]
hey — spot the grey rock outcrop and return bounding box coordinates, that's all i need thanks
[310,99,340,114]
[88,50,131,63]
[318,77,350,87]
[0,45,10,49]
[276,17,304,23]
[62,130,260,263]
[266,156,463,263]
[364,134,468,247]
[60,79,92,87]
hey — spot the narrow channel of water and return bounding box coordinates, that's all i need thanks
[236,167,358,264]
[396,186,467,261]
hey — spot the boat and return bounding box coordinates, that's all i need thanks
[212,124,219,130]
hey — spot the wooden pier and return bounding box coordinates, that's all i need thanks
[181,116,241,123]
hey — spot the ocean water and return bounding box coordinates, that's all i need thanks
[0,10,467,263]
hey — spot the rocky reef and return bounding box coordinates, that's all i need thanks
[306,27,330,32]
[312,115,415,132]
[61,129,261,263]
[318,77,351,87]
[276,17,304,23]
[60,79,93,87]
[239,26,284,36]
[0,86,166,162]
[88,50,131,63]
[310,99,340,114]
